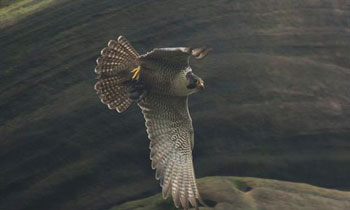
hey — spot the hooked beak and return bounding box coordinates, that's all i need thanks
[197,81,205,89]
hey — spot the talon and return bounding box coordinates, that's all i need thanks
[131,66,141,80]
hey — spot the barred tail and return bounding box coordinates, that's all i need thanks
[94,36,139,113]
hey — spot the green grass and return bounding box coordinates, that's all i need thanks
[0,0,58,28]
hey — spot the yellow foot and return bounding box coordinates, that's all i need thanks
[131,66,141,80]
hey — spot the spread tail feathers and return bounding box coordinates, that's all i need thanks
[94,36,139,113]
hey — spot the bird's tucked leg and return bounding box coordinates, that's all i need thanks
[128,80,147,102]
[131,66,141,80]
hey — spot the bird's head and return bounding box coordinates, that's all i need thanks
[186,71,204,91]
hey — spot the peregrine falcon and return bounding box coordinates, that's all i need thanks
[94,36,210,210]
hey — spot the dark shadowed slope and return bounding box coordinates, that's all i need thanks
[1,0,350,210]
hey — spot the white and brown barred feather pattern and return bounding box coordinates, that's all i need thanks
[94,36,139,113]
[138,93,202,210]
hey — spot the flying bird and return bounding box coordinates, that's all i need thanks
[94,36,210,210]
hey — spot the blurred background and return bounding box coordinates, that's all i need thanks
[1,0,350,209]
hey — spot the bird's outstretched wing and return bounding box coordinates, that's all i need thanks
[138,93,202,210]
[140,47,211,70]
[140,47,192,70]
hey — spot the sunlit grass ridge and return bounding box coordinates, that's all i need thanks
[0,0,57,28]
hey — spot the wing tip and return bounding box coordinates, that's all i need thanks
[191,47,212,60]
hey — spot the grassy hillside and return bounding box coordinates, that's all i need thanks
[112,176,350,210]
[1,0,350,210]
[0,0,58,28]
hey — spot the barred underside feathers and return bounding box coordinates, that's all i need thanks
[138,94,202,210]
[94,36,139,113]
